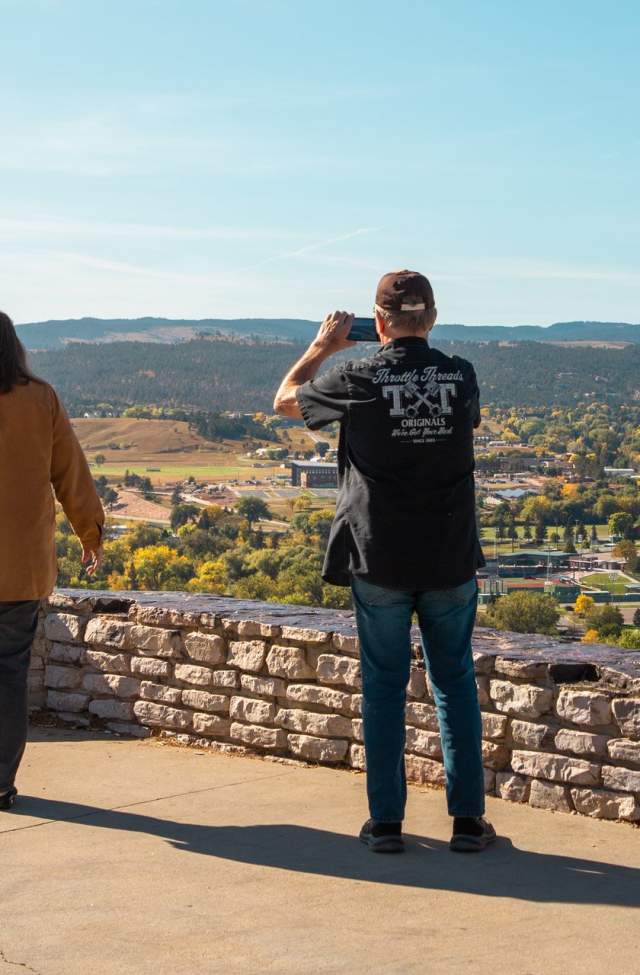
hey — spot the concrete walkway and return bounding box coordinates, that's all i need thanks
[1,731,638,975]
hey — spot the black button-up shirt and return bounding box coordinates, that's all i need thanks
[296,336,485,590]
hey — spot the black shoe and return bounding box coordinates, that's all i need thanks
[0,787,17,811]
[450,816,496,852]
[359,818,405,853]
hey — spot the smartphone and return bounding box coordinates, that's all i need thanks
[347,317,379,343]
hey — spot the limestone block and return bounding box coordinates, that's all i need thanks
[182,689,229,713]
[133,700,193,730]
[44,613,86,644]
[287,734,348,763]
[482,713,508,740]
[407,670,426,699]
[280,625,330,644]
[237,619,281,639]
[266,645,314,680]
[482,741,510,770]
[316,653,361,688]
[229,695,275,725]
[45,665,82,690]
[141,682,183,705]
[510,719,551,749]
[241,674,286,698]
[227,640,267,673]
[495,657,548,680]
[285,684,351,711]
[230,722,287,750]
[476,676,490,706]
[192,713,230,736]
[511,749,600,786]
[555,689,611,727]
[332,632,359,655]
[490,680,553,718]
[89,699,134,721]
[472,651,495,675]
[174,663,213,687]
[554,728,609,758]
[601,765,640,794]
[529,779,572,813]
[350,694,362,716]
[405,754,446,787]
[184,632,226,665]
[83,674,141,699]
[571,787,640,821]
[46,690,89,713]
[611,698,640,738]
[129,624,183,659]
[211,669,239,689]
[607,738,640,767]
[49,643,84,664]
[496,772,531,803]
[352,719,363,741]
[405,702,439,732]
[84,649,131,676]
[54,712,90,727]
[405,727,443,759]
[484,768,496,794]
[84,617,132,649]
[349,743,366,770]
[130,656,171,679]
[276,708,352,738]
[29,656,44,670]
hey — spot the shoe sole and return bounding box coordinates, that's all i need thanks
[360,834,405,854]
[449,832,496,853]
[0,789,17,811]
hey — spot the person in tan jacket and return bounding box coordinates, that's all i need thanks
[0,311,104,809]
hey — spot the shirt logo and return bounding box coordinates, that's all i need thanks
[373,365,463,443]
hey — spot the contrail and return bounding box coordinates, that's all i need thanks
[238,227,379,271]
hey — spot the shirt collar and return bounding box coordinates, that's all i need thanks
[376,336,430,353]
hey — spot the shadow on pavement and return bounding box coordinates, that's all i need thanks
[7,796,640,908]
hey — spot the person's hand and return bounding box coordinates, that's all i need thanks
[311,311,357,355]
[82,544,103,576]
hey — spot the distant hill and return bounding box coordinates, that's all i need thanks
[28,335,640,413]
[15,315,640,349]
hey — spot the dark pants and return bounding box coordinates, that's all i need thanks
[0,601,40,793]
[351,576,484,822]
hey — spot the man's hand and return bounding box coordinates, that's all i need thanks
[82,545,103,577]
[312,311,357,355]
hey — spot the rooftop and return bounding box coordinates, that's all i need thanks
[2,729,638,975]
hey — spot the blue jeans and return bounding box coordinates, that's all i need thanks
[351,576,484,822]
[0,601,40,793]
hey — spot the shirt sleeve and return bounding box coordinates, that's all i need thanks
[296,364,352,430]
[467,365,481,429]
[49,386,105,549]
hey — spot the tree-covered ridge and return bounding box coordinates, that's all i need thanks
[29,336,640,413]
[16,315,640,350]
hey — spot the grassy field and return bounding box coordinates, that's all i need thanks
[581,572,637,594]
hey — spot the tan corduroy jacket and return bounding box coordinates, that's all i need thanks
[0,379,104,600]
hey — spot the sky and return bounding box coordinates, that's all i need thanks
[1,0,639,326]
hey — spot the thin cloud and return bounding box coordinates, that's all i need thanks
[0,217,307,242]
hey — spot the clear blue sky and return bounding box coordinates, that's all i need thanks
[2,0,639,325]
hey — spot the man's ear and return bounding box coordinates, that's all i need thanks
[374,308,386,340]
[427,307,438,333]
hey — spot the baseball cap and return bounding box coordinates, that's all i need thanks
[375,269,434,312]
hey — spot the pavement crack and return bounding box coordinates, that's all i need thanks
[0,768,295,836]
[0,947,43,975]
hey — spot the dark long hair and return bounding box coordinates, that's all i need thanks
[0,311,36,393]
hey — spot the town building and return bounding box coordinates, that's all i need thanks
[290,461,338,488]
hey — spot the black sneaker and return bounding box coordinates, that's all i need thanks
[450,816,496,852]
[0,787,17,811]
[359,818,404,853]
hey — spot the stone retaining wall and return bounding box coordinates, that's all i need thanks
[28,589,640,824]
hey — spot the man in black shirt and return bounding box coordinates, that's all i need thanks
[274,270,495,853]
